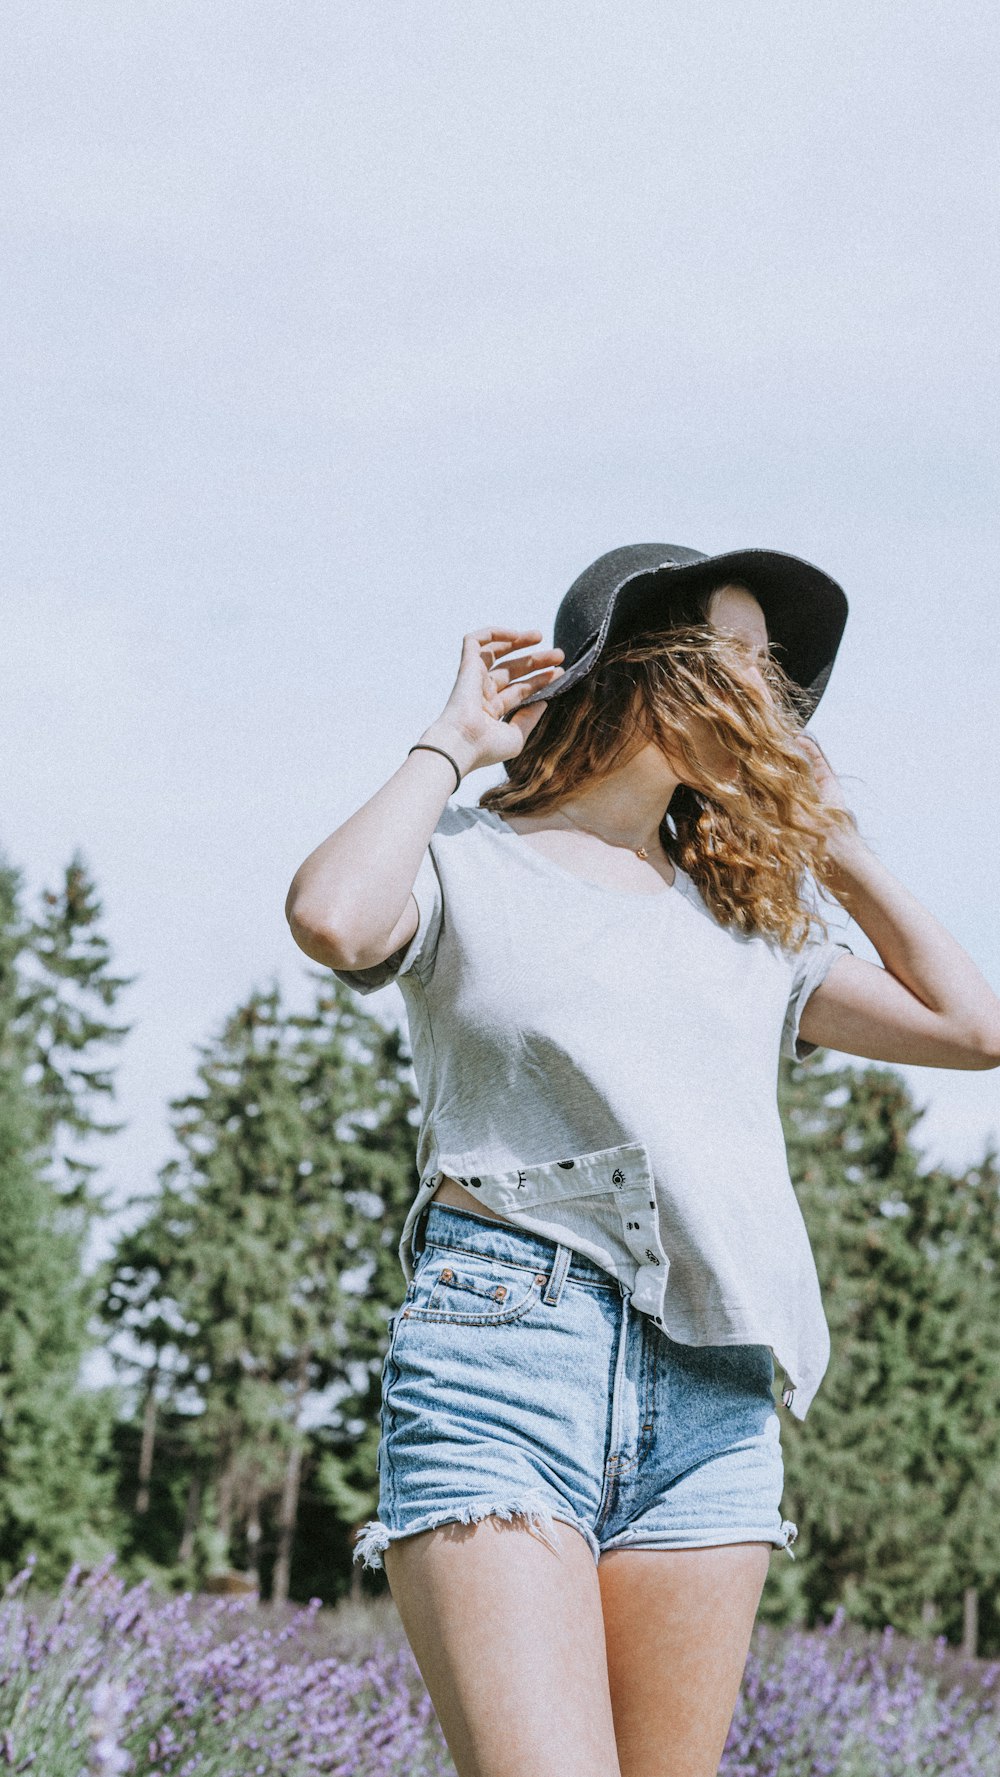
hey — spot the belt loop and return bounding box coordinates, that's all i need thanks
[542,1242,573,1306]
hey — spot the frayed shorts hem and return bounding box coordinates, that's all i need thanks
[353,1498,597,1570]
[353,1504,798,1571]
[599,1518,799,1560]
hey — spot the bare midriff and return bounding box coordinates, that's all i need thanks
[429,1173,516,1226]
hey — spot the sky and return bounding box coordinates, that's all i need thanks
[3,1,999,1291]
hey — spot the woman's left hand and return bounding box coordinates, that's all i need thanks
[796,733,858,834]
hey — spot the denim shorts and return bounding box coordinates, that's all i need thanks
[353,1202,798,1572]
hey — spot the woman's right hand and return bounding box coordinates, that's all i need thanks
[418,629,566,778]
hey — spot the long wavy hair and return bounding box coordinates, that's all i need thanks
[478,580,857,951]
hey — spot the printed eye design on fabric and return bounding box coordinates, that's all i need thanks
[461,1160,580,1190]
[612,1168,625,1186]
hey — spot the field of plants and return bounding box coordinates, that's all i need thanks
[2,1554,999,1777]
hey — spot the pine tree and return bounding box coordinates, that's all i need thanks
[101,971,420,1599]
[0,851,127,1584]
[20,851,133,1216]
[762,1049,1000,1652]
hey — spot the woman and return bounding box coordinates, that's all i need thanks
[286,542,1000,1777]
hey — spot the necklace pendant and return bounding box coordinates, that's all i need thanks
[636,846,648,860]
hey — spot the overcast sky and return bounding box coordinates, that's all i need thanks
[3,2,999,1279]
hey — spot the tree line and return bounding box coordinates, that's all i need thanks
[1,837,1000,1651]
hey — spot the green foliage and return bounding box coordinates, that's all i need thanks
[101,972,421,1599]
[101,970,1000,1633]
[0,848,129,1585]
[17,850,134,1212]
[7,823,1000,1642]
[760,1050,1000,1651]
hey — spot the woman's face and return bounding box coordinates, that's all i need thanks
[705,582,770,675]
[659,582,771,787]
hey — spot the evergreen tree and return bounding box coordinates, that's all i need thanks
[20,851,133,1215]
[763,1049,1000,1653]
[0,851,127,1584]
[101,972,420,1599]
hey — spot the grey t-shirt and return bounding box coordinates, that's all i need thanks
[331,802,853,1419]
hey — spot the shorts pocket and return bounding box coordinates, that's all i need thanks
[401,1248,545,1327]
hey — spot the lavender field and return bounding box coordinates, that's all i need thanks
[2,1555,998,1776]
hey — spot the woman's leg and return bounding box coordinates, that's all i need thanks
[597,1541,771,1777]
[384,1513,622,1777]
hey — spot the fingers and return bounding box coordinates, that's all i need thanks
[466,628,544,643]
[457,629,565,728]
[494,649,565,689]
[496,663,565,712]
[463,628,564,691]
[465,630,562,671]
[506,698,551,742]
[796,733,828,773]
[464,629,544,665]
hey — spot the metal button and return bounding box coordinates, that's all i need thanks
[493,1285,507,1301]
[535,1272,547,1284]
[440,1267,453,1281]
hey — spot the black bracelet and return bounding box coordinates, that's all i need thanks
[407,743,462,794]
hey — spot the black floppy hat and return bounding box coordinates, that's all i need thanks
[517,542,848,724]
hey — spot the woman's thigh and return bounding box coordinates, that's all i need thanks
[367,1210,627,1774]
[384,1513,622,1777]
[598,1541,771,1777]
[363,1207,783,1775]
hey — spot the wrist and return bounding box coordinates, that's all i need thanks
[416,722,480,781]
[819,825,874,896]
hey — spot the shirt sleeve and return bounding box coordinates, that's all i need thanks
[328,845,444,996]
[781,931,854,1061]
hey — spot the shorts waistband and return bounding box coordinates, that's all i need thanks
[417,1200,620,1289]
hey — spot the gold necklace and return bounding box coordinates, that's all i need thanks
[552,806,655,860]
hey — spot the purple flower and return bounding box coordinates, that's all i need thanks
[3,1555,998,1775]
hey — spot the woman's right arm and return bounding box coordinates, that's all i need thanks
[284,628,564,972]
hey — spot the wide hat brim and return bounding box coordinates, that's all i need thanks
[518,542,848,724]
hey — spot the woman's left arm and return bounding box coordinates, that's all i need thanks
[795,736,1000,1070]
